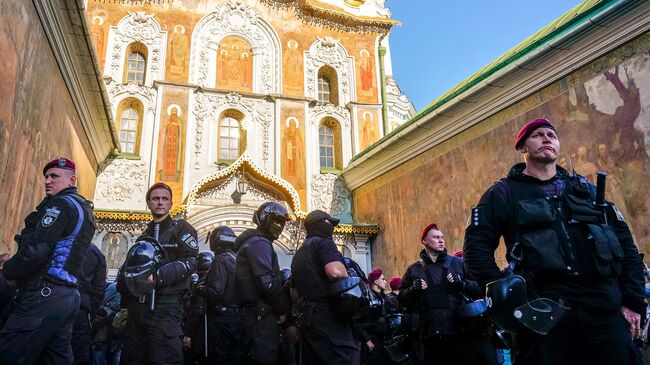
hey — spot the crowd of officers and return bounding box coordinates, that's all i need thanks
[0,117,646,365]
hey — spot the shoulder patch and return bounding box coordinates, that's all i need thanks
[180,232,199,249]
[41,206,61,227]
[467,207,479,228]
[612,205,626,222]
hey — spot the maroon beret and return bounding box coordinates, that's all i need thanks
[515,118,556,149]
[420,223,439,242]
[146,182,173,201]
[368,268,383,283]
[389,277,402,291]
[43,157,76,175]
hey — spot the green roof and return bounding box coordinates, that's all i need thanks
[350,0,617,163]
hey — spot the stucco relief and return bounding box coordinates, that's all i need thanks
[192,92,274,169]
[310,103,351,128]
[195,174,282,205]
[310,173,353,221]
[106,12,168,85]
[189,0,281,94]
[105,79,157,111]
[305,37,356,105]
[95,159,148,209]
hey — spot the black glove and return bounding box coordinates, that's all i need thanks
[194,282,207,296]
[447,273,464,291]
[412,279,425,291]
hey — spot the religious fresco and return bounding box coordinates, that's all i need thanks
[88,10,108,69]
[353,36,650,275]
[167,24,189,81]
[358,109,379,150]
[217,36,253,93]
[0,0,97,253]
[102,232,129,270]
[280,102,307,207]
[155,87,189,206]
[355,42,377,103]
[283,36,304,96]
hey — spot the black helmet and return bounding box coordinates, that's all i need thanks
[123,236,165,297]
[209,226,236,252]
[485,275,528,333]
[304,210,340,238]
[252,202,293,240]
[197,251,215,273]
[280,267,292,283]
[329,277,370,318]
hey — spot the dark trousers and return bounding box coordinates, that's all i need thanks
[240,304,280,365]
[298,303,359,365]
[420,335,463,365]
[0,285,80,365]
[512,306,639,365]
[72,308,92,365]
[207,307,242,365]
[122,300,184,365]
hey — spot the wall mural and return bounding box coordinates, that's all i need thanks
[102,232,130,270]
[217,36,253,93]
[358,109,378,150]
[283,37,303,95]
[0,0,97,253]
[354,41,650,275]
[280,102,307,207]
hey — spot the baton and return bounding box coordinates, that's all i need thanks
[204,312,208,358]
[595,172,607,225]
[151,223,160,311]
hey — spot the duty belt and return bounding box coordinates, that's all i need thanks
[23,275,77,290]
[210,304,240,314]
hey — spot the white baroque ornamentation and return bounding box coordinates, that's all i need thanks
[105,79,157,111]
[189,0,281,94]
[311,103,351,128]
[311,173,352,218]
[107,12,167,84]
[96,159,148,203]
[305,37,356,105]
[192,92,273,168]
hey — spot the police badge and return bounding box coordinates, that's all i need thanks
[42,206,61,227]
[181,233,199,249]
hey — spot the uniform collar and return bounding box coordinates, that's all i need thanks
[507,163,570,184]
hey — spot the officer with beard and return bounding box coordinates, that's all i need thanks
[201,226,241,364]
[118,182,199,365]
[291,210,360,364]
[235,202,292,365]
[0,158,96,365]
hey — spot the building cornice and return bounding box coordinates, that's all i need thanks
[260,0,398,34]
[342,0,650,190]
[33,0,118,168]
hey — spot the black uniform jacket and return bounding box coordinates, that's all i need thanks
[4,187,96,285]
[463,163,645,314]
[234,229,289,316]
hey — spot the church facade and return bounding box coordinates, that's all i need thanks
[85,0,413,275]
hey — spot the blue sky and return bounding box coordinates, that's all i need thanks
[387,0,585,111]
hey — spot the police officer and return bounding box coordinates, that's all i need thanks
[464,118,646,364]
[183,251,214,364]
[0,157,96,364]
[201,226,241,364]
[118,182,199,365]
[399,223,481,365]
[72,243,107,364]
[235,202,292,365]
[291,210,360,364]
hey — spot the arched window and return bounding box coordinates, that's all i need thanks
[318,75,332,104]
[115,98,144,155]
[318,118,342,171]
[317,66,339,105]
[216,110,246,162]
[124,43,147,85]
[319,125,334,168]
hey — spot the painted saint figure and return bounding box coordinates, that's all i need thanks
[169,25,187,76]
[163,107,181,180]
